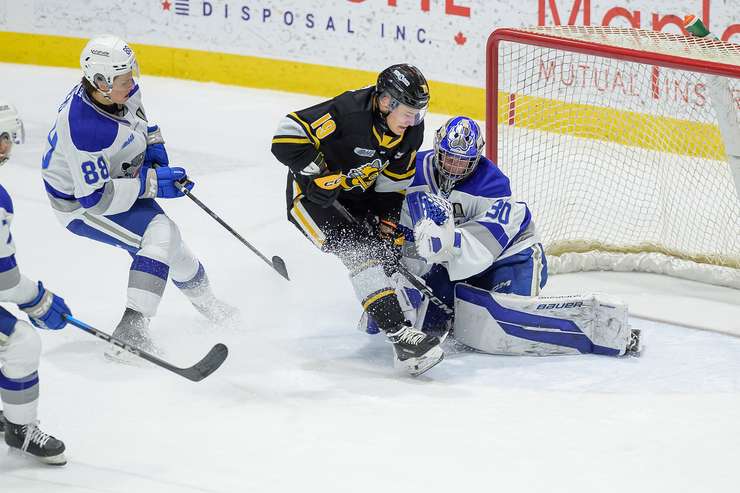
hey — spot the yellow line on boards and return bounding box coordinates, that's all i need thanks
[0,31,485,119]
[1,31,724,159]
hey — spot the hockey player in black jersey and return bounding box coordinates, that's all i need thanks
[271,64,444,376]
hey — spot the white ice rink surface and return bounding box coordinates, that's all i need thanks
[1,63,740,493]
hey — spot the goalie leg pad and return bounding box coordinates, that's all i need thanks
[453,284,631,356]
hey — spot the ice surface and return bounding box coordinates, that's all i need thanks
[1,63,739,493]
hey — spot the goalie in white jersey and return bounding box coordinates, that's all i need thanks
[40,36,235,358]
[382,116,640,357]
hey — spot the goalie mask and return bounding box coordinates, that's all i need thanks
[433,116,485,194]
[0,102,24,167]
[80,35,140,99]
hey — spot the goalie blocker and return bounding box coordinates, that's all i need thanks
[453,285,640,356]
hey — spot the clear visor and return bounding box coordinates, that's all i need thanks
[388,97,428,127]
[97,61,140,96]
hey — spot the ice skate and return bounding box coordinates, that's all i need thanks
[386,323,444,376]
[105,308,159,363]
[4,420,66,466]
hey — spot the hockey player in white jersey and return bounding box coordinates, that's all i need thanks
[0,103,69,465]
[375,116,640,357]
[40,36,235,359]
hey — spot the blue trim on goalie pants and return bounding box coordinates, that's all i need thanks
[66,199,165,254]
[418,245,548,332]
[456,284,620,356]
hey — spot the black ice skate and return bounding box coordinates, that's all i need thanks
[105,308,158,363]
[625,328,642,356]
[4,420,66,466]
[386,323,444,376]
[0,409,5,435]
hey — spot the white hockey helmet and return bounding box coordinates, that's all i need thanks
[0,102,24,166]
[80,35,139,95]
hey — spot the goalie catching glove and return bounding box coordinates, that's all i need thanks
[406,191,459,264]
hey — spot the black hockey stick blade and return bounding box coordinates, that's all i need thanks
[163,167,290,281]
[271,255,290,280]
[175,343,229,382]
[64,315,229,382]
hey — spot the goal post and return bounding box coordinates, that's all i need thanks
[486,26,740,289]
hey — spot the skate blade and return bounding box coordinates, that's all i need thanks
[396,346,445,377]
[104,345,147,366]
[39,452,67,466]
[7,447,67,466]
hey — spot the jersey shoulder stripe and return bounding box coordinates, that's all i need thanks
[455,157,511,199]
[68,88,120,152]
[409,149,435,189]
[0,184,13,215]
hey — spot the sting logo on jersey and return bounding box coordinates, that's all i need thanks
[341,158,387,191]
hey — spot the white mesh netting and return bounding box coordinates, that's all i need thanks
[491,26,740,288]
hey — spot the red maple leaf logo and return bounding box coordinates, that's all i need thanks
[161,0,171,11]
[454,32,467,45]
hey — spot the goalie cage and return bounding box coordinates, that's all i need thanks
[486,26,740,289]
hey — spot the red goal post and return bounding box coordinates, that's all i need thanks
[485,26,740,288]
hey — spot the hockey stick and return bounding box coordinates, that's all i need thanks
[331,201,454,318]
[63,315,229,382]
[153,165,290,280]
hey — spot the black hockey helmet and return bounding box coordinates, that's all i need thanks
[376,64,430,112]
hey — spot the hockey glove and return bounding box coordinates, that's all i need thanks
[139,165,194,199]
[407,192,457,264]
[301,172,342,208]
[18,281,71,330]
[144,125,169,167]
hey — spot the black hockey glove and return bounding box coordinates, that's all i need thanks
[296,153,343,208]
[303,172,342,208]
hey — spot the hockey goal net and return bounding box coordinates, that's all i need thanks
[487,26,740,289]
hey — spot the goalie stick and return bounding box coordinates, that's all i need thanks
[64,315,229,382]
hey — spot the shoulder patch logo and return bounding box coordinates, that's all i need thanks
[354,147,376,158]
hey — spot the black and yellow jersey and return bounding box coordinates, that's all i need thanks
[271,86,423,209]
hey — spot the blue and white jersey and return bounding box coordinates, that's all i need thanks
[41,84,149,224]
[400,150,539,281]
[0,185,39,315]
